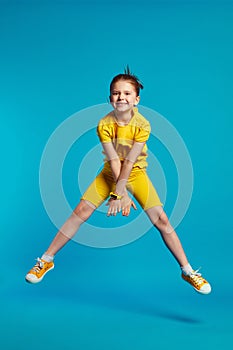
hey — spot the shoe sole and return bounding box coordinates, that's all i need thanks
[25,265,54,284]
[193,285,211,295]
[182,274,211,295]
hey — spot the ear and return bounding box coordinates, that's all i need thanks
[134,96,140,105]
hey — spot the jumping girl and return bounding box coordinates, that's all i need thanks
[26,67,211,294]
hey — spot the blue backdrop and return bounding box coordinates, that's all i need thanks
[1,1,233,349]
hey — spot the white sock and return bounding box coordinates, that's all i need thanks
[181,263,193,276]
[41,254,54,262]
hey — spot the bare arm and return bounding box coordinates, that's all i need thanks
[102,141,145,193]
[102,141,145,216]
[115,142,146,195]
[101,142,121,182]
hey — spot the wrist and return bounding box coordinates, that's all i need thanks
[109,192,123,200]
[115,186,127,196]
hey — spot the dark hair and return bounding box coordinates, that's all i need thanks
[110,65,144,96]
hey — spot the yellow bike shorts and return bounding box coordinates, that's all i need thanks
[81,163,163,211]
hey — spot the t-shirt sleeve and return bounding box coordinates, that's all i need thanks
[134,121,151,142]
[97,121,112,143]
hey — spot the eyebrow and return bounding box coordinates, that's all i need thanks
[111,90,132,93]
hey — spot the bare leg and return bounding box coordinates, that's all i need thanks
[45,200,95,256]
[146,206,189,267]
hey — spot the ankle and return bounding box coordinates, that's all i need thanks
[181,263,193,276]
[41,253,54,262]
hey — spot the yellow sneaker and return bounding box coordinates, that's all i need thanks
[25,258,54,284]
[182,269,211,294]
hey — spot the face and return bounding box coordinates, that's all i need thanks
[110,80,140,113]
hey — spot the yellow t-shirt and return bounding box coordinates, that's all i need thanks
[97,107,151,169]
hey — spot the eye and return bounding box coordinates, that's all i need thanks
[125,92,131,95]
[111,92,118,96]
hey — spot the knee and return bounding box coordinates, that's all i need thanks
[158,211,169,225]
[148,207,173,234]
[73,200,95,221]
[157,212,174,234]
[152,211,167,228]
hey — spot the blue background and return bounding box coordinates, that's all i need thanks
[1,0,233,349]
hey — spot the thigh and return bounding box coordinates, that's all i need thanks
[81,170,114,209]
[127,168,163,211]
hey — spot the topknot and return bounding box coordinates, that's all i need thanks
[110,66,144,96]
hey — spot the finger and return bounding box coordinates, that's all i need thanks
[107,207,114,216]
[109,205,118,216]
[122,209,130,216]
[124,205,131,212]
[131,201,137,210]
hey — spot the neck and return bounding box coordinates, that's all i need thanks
[114,109,133,122]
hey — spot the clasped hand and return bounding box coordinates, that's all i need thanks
[107,192,137,217]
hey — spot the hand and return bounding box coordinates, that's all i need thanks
[106,198,121,216]
[121,193,137,216]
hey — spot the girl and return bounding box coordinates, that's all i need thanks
[26,68,211,294]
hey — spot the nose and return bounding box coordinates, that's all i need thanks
[118,93,124,100]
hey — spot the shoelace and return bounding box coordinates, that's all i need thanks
[32,258,44,273]
[191,268,202,276]
[190,268,205,285]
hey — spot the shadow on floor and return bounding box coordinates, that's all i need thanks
[47,284,202,324]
